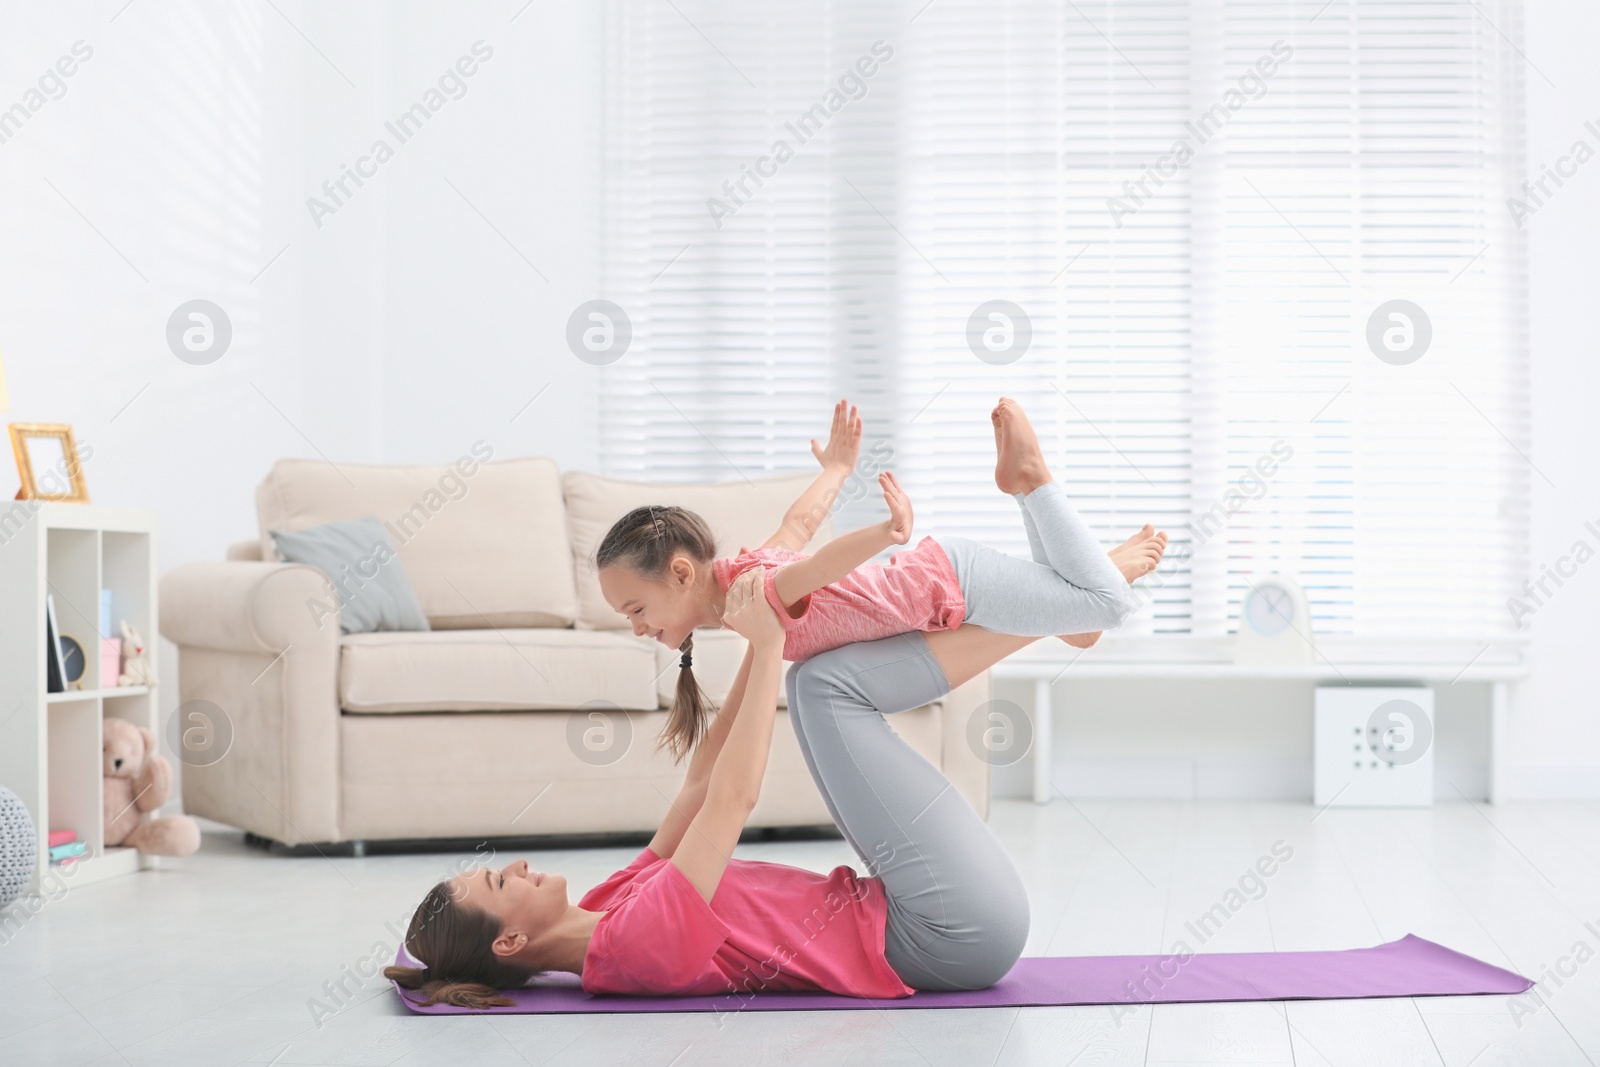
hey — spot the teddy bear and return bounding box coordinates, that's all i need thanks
[118,621,155,687]
[102,717,200,856]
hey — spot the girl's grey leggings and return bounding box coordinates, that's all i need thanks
[785,629,1030,992]
[937,479,1139,638]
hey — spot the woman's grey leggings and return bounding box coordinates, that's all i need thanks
[938,480,1138,637]
[785,630,1030,992]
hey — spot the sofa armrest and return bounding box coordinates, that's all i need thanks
[161,561,339,653]
[939,669,993,820]
[159,561,343,844]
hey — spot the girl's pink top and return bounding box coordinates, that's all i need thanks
[711,536,966,663]
[578,846,915,999]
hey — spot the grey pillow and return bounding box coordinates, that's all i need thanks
[269,515,431,635]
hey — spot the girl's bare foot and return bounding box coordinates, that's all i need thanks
[992,397,1053,496]
[1057,524,1168,647]
[1108,524,1168,582]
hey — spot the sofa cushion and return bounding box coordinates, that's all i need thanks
[337,702,948,839]
[563,469,835,630]
[337,708,833,837]
[257,454,577,630]
[340,628,659,713]
[269,516,432,635]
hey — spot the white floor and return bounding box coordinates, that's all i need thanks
[2,799,1598,1066]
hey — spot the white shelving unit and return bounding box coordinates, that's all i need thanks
[0,503,159,891]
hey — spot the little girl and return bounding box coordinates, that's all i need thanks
[596,397,1167,759]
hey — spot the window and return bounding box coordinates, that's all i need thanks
[600,0,1529,644]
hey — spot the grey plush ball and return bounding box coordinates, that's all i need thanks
[0,786,38,908]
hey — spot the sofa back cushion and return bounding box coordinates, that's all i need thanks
[257,456,577,629]
[563,470,835,630]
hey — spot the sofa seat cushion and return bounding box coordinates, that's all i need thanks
[340,629,660,714]
[562,469,836,631]
[257,455,577,630]
[337,701,947,839]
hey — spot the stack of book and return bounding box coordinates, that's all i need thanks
[48,829,86,865]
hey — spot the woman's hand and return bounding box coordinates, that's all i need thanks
[811,398,861,472]
[879,471,913,546]
[721,570,786,651]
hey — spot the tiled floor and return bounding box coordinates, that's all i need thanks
[2,799,1598,1066]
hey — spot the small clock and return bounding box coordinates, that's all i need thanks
[1233,575,1314,666]
[59,635,87,689]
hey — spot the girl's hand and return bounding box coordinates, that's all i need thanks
[879,471,913,545]
[811,399,861,472]
[721,570,785,650]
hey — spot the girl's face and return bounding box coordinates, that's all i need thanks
[598,556,712,650]
[449,858,569,961]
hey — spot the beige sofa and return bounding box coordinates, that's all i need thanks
[158,455,991,849]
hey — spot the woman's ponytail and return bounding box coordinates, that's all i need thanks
[381,962,514,1010]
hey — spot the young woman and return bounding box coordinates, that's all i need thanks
[596,396,1167,759]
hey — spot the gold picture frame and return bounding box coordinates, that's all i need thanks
[9,423,89,503]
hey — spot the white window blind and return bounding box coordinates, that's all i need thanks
[600,0,1529,643]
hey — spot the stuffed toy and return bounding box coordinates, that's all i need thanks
[118,621,155,686]
[102,718,200,856]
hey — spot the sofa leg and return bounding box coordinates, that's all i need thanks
[349,840,367,858]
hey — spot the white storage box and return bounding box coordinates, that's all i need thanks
[1314,686,1435,807]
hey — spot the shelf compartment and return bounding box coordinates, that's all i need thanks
[102,529,152,688]
[46,527,101,690]
[46,699,103,866]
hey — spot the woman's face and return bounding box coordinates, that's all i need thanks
[598,556,710,650]
[449,858,569,960]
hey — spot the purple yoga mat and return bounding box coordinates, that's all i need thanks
[390,934,1531,1015]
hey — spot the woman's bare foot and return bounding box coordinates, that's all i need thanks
[1108,524,1168,582]
[992,397,1053,496]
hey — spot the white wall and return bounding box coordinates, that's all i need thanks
[0,0,605,537]
[374,2,603,467]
